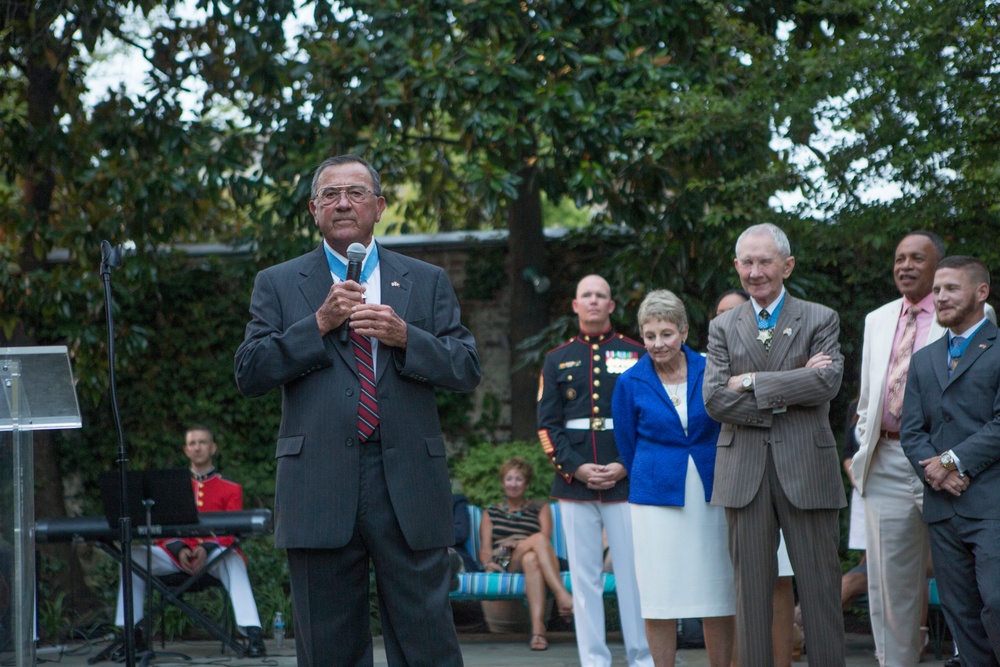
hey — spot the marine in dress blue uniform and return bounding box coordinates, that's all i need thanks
[538,329,642,502]
[536,274,652,667]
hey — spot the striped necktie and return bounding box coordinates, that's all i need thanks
[886,306,920,417]
[350,331,379,440]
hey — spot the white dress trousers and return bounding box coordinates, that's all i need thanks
[560,500,653,667]
[115,545,262,631]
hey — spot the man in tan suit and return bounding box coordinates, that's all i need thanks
[704,223,846,666]
[853,235,996,666]
[850,231,943,666]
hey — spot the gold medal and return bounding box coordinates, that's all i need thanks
[666,382,683,407]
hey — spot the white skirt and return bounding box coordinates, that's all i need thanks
[777,529,793,577]
[630,456,736,619]
[847,487,866,550]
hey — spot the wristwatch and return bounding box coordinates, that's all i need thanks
[742,374,755,393]
[939,451,958,472]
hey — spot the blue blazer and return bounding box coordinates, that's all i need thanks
[611,346,721,506]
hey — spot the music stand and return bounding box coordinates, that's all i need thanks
[96,470,198,665]
[98,470,198,529]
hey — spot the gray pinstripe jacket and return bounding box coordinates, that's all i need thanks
[703,296,847,510]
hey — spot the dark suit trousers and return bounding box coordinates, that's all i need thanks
[287,439,463,667]
[726,449,845,667]
[929,515,1000,666]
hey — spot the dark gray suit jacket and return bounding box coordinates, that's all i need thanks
[901,319,1000,522]
[234,244,481,551]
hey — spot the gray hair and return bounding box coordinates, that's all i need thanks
[736,223,791,259]
[637,290,689,333]
[310,154,382,199]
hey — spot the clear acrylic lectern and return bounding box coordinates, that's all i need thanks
[0,346,82,667]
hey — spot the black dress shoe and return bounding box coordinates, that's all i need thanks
[944,657,961,667]
[246,626,266,658]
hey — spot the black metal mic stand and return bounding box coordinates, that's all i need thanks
[100,240,136,667]
[137,499,190,667]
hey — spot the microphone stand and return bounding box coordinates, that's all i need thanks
[137,499,190,667]
[101,241,136,667]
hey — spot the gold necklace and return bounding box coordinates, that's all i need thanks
[665,382,683,407]
[655,355,687,406]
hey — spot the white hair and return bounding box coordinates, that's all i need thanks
[735,223,791,258]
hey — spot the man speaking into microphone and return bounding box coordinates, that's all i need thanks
[235,154,481,667]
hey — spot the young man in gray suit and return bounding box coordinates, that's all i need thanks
[901,255,1000,666]
[704,223,846,666]
[235,155,481,666]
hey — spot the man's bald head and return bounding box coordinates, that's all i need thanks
[573,275,615,335]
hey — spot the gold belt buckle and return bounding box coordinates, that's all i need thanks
[590,417,606,431]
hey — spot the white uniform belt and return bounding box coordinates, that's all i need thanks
[565,418,613,431]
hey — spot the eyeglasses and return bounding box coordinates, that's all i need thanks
[313,185,377,205]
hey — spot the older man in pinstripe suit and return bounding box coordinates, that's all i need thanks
[704,223,847,666]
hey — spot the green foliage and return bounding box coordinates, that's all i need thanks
[461,246,507,302]
[436,389,505,449]
[5,0,1000,636]
[55,255,282,515]
[240,537,293,639]
[450,441,554,508]
[808,0,999,234]
[37,591,73,643]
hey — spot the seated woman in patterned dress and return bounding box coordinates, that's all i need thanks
[478,456,573,651]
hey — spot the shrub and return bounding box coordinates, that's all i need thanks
[449,440,554,508]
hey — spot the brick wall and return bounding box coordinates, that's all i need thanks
[388,242,514,446]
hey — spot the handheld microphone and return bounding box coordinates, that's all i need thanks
[340,242,368,343]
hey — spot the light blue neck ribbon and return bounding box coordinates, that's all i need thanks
[757,294,785,329]
[948,320,985,365]
[324,244,379,284]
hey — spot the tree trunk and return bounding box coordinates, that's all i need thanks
[8,34,104,625]
[507,163,550,441]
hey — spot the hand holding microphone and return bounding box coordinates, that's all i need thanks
[339,243,368,343]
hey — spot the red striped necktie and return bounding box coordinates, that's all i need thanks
[350,331,379,440]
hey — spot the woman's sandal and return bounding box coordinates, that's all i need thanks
[529,634,549,651]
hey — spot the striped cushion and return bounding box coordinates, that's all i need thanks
[451,570,616,599]
[450,501,616,600]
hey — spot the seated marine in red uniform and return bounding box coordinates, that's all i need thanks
[114,426,266,657]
